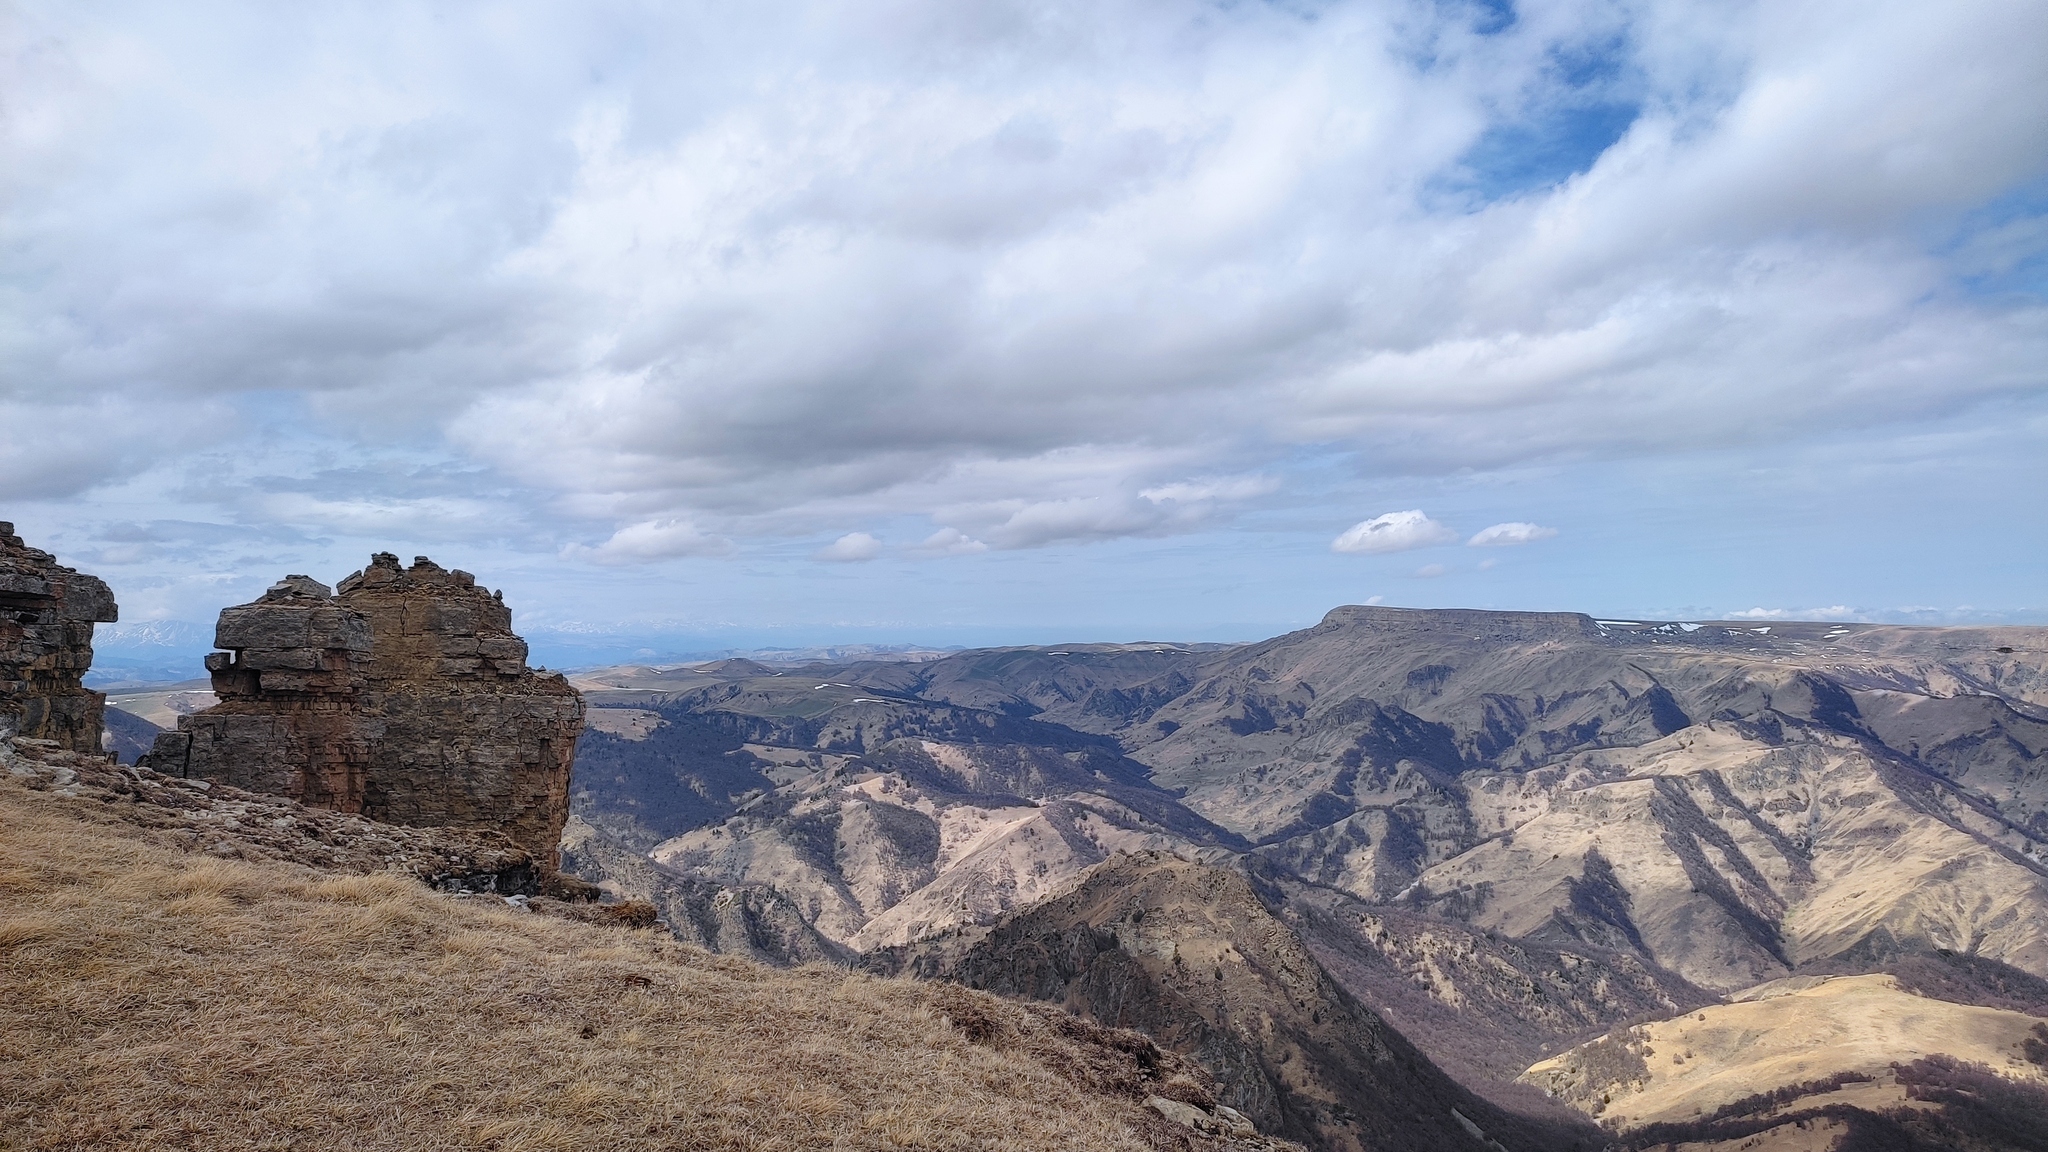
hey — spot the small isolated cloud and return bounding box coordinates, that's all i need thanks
[1365,595,1386,605]
[1477,557,1499,570]
[917,528,988,556]
[1412,563,1448,578]
[565,519,734,566]
[1468,522,1559,547]
[1331,510,1458,555]
[814,532,883,562]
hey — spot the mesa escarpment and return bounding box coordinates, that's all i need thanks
[0,522,118,751]
[143,553,584,862]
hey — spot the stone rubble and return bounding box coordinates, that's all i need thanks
[0,522,118,752]
[143,553,584,863]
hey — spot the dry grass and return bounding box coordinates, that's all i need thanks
[0,772,1242,1152]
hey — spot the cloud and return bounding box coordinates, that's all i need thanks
[915,528,987,556]
[1411,563,1448,578]
[921,472,1277,551]
[1467,522,1559,547]
[1331,511,1459,555]
[1725,605,1860,621]
[814,532,882,562]
[3,0,2044,580]
[564,519,733,565]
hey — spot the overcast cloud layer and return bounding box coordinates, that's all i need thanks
[4,0,2044,654]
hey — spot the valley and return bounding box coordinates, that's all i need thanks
[562,606,2048,1148]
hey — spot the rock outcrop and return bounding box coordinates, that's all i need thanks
[0,522,118,751]
[143,554,583,862]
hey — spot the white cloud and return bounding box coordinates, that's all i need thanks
[564,519,733,566]
[918,472,1276,551]
[3,0,2044,574]
[1725,605,1860,621]
[1331,510,1459,555]
[1137,475,1280,505]
[1412,563,1448,578]
[1467,522,1559,547]
[915,528,987,556]
[814,532,882,562]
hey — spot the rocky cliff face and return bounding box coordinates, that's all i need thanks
[144,554,583,862]
[337,554,583,861]
[0,522,117,751]
[144,573,380,810]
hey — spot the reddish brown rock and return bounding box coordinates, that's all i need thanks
[0,522,118,752]
[144,554,583,864]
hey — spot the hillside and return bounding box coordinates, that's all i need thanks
[557,606,2048,1148]
[0,737,1296,1152]
[569,671,1241,950]
[1523,973,2048,1128]
[572,609,2048,990]
[869,852,1600,1152]
[1521,973,2048,1149]
[1271,877,1717,1089]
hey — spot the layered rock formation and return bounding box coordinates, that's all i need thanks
[0,522,117,751]
[144,573,379,809]
[144,554,583,862]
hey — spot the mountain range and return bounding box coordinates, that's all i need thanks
[561,606,2048,1148]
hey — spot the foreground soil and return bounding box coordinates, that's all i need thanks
[0,748,1288,1152]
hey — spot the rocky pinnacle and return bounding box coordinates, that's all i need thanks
[143,553,584,864]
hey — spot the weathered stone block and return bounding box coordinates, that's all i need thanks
[424,601,478,636]
[241,646,324,671]
[306,608,373,650]
[216,606,312,650]
[477,637,528,665]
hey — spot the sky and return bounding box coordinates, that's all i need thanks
[3,0,2045,671]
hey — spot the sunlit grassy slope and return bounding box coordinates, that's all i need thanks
[0,755,1279,1152]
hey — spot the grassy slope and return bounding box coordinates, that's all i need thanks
[0,761,1285,1152]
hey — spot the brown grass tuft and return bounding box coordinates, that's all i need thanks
[0,766,1268,1152]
